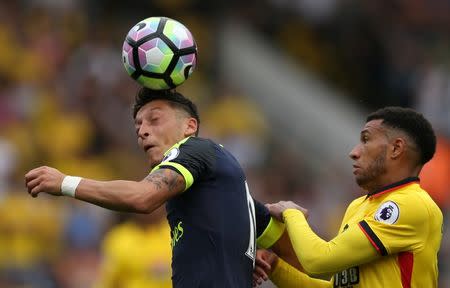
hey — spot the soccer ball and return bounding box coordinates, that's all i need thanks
[122,17,197,90]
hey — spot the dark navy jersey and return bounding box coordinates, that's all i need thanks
[152,137,270,288]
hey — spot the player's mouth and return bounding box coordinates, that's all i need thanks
[144,144,155,152]
[352,164,361,174]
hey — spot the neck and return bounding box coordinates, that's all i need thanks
[366,166,419,194]
[366,176,419,197]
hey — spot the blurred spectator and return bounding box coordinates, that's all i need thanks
[94,208,171,288]
[0,193,64,287]
[202,90,269,170]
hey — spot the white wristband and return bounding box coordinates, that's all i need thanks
[61,176,82,197]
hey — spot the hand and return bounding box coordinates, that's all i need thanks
[25,166,66,198]
[266,201,308,222]
[253,249,278,287]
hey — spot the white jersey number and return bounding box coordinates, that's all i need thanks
[244,181,257,266]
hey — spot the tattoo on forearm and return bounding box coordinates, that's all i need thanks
[145,169,184,193]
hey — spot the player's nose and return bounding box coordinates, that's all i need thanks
[137,125,150,139]
[349,145,360,160]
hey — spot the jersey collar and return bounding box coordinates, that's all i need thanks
[162,136,192,157]
[367,177,420,199]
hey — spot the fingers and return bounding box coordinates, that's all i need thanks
[253,265,269,287]
[301,207,309,218]
[25,169,44,198]
[253,249,274,286]
[25,166,47,180]
[266,201,309,220]
[26,176,42,197]
[255,256,272,271]
[253,263,270,287]
[265,203,284,222]
[30,183,42,198]
[254,265,269,281]
[252,273,263,286]
[24,166,59,198]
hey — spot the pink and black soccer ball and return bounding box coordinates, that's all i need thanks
[122,17,197,90]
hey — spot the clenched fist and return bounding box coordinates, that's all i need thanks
[25,166,66,197]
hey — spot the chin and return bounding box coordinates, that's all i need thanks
[148,157,163,168]
[355,177,369,190]
[147,156,157,167]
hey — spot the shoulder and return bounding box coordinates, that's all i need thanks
[160,137,218,165]
[173,137,223,165]
[374,185,437,226]
[386,185,434,212]
[158,137,221,183]
[163,137,215,152]
[180,137,219,150]
[170,137,218,156]
[341,195,366,223]
[349,195,366,207]
[346,195,366,213]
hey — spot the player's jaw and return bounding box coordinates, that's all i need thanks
[354,150,387,192]
[140,141,163,167]
[142,131,185,167]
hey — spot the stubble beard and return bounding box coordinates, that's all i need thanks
[355,148,387,192]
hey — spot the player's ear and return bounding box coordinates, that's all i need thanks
[184,117,198,136]
[390,137,406,159]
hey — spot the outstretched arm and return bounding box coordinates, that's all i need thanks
[271,229,303,271]
[25,166,185,213]
[254,249,330,288]
[253,200,302,270]
[268,201,379,275]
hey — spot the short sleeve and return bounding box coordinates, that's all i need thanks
[152,137,216,191]
[254,200,271,237]
[255,200,285,249]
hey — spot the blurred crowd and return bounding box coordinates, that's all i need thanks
[0,0,448,287]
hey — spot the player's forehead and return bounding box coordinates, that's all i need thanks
[361,119,385,136]
[135,100,174,120]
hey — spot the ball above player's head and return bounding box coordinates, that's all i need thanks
[122,17,197,90]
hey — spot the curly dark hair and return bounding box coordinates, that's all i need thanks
[366,106,436,165]
[132,87,200,136]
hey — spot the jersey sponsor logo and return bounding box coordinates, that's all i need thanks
[162,147,180,163]
[333,266,359,287]
[374,201,399,224]
[171,221,184,248]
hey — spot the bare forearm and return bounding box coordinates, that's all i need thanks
[74,179,162,213]
[25,166,184,214]
[272,230,304,271]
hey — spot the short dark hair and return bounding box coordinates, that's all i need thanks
[132,87,200,136]
[366,106,436,165]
